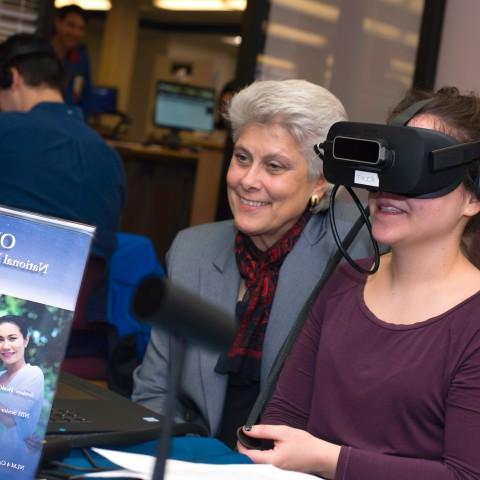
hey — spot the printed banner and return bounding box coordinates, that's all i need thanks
[0,206,93,479]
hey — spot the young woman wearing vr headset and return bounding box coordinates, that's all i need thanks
[237,86,480,479]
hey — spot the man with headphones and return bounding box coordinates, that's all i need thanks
[0,33,125,263]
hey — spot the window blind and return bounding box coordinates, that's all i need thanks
[0,0,39,42]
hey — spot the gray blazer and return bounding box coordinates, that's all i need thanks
[132,201,372,436]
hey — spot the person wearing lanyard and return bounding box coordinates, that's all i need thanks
[51,4,92,116]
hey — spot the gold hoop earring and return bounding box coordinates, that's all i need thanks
[308,194,320,212]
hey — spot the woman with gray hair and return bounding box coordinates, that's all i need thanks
[132,79,371,448]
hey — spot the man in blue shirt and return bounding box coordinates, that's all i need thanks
[0,33,126,262]
[51,4,92,115]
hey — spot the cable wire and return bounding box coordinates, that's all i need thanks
[328,184,380,274]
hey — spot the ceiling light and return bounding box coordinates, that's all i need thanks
[153,0,247,11]
[221,35,242,46]
[54,0,111,10]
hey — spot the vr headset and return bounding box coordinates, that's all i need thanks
[320,100,480,198]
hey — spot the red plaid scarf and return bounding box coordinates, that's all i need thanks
[216,210,311,380]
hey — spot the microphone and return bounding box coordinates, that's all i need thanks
[133,276,236,480]
[132,275,236,351]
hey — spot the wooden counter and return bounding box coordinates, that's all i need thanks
[110,140,224,260]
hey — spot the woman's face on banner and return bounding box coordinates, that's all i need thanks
[0,322,28,368]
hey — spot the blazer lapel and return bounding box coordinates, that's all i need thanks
[197,242,240,433]
[261,214,330,383]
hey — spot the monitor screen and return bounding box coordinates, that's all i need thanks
[153,80,215,133]
[88,86,118,114]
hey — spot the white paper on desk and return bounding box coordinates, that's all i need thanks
[92,448,155,475]
[90,447,324,480]
[165,459,323,480]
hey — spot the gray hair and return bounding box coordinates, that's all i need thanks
[227,79,347,191]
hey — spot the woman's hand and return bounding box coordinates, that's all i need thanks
[237,424,341,479]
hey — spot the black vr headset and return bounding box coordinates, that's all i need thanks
[319,99,480,198]
[321,98,480,275]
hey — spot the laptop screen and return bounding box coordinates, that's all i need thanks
[0,205,94,479]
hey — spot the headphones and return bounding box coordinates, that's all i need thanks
[0,39,55,90]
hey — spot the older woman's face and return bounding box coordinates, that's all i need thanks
[227,122,326,251]
[0,322,28,369]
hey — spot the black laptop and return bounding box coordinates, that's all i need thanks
[46,371,207,448]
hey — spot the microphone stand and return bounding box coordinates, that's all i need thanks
[132,276,236,480]
[151,335,186,480]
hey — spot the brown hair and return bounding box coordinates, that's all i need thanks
[0,314,29,338]
[388,86,480,142]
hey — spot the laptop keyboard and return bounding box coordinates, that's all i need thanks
[49,407,93,424]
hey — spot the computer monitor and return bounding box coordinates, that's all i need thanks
[89,86,118,114]
[152,80,215,133]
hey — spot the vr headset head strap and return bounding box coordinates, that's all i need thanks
[389,98,432,127]
[432,141,480,171]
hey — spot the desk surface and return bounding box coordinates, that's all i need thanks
[38,436,251,478]
[109,140,199,161]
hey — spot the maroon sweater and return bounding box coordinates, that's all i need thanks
[263,262,480,479]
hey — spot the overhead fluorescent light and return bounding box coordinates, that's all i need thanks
[153,0,247,11]
[271,0,339,23]
[267,22,327,47]
[221,35,242,46]
[54,0,111,10]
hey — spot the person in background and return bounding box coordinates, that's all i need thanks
[51,4,92,115]
[215,80,236,130]
[132,79,373,448]
[0,33,125,263]
[0,32,126,380]
[238,87,480,479]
